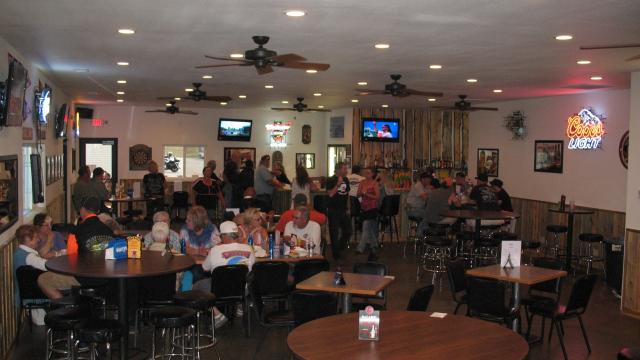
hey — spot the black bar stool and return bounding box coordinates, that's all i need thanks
[78,319,123,360]
[455,231,476,268]
[149,306,197,360]
[173,290,220,359]
[578,233,605,276]
[45,307,89,360]
[418,223,452,282]
[546,225,568,257]
[474,235,501,267]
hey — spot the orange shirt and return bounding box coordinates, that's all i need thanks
[275,209,327,233]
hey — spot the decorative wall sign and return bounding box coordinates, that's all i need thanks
[566,108,605,150]
[330,116,345,138]
[224,147,256,169]
[477,148,499,177]
[619,130,629,169]
[36,87,51,123]
[504,111,526,139]
[45,154,64,185]
[302,124,312,144]
[129,144,152,170]
[5,56,29,126]
[22,126,33,140]
[296,153,315,169]
[534,140,563,173]
[266,121,291,147]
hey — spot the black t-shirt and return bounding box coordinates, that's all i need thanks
[143,173,165,197]
[469,185,500,211]
[326,175,350,211]
[496,189,513,212]
[74,216,115,253]
[193,179,219,209]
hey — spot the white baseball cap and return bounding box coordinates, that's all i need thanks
[220,221,239,235]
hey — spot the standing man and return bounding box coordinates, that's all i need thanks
[326,161,351,261]
[143,160,167,219]
[406,172,432,220]
[90,167,110,213]
[72,165,92,215]
[254,155,280,212]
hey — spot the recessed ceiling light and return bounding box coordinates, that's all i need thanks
[118,29,135,35]
[74,68,89,73]
[590,76,603,81]
[116,99,124,103]
[428,98,437,102]
[230,53,244,58]
[117,80,127,84]
[577,60,591,65]
[374,43,390,49]
[317,105,324,109]
[185,88,193,92]
[116,91,125,95]
[220,102,228,106]
[357,82,368,86]
[351,99,359,103]
[285,10,306,17]
[313,93,322,97]
[467,79,478,83]
[429,65,443,70]
[555,34,573,41]
[202,75,213,79]
[174,97,181,101]
[306,69,318,74]
[264,85,274,89]
[282,100,289,104]
[117,61,129,66]
[165,103,171,106]
[238,95,247,99]
[493,89,503,93]
[381,104,389,108]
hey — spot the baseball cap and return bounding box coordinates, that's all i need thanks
[220,221,239,235]
[455,172,466,178]
[475,174,489,182]
[151,222,170,242]
[81,197,102,213]
[490,179,504,188]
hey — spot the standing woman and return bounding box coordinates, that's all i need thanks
[192,166,225,220]
[272,161,291,185]
[34,213,66,259]
[357,168,381,257]
[291,165,318,208]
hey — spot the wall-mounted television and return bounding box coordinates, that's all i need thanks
[55,103,67,138]
[361,118,400,142]
[218,118,252,142]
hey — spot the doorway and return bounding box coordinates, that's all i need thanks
[327,144,350,177]
[79,138,118,194]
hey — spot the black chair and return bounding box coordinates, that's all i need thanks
[526,275,598,360]
[293,259,330,285]
[351,262,389,310]
[133,274,177,346]
[125,219,153,231]
[446,259,467,315]
[313,195,329,215]
[406,285,435,312]
[522,257,563,339]
[378,195,400,245]
[251,261,290,308]
[170,191,190,221]
[292,291,337,327]
[77,319,123,360]
[44,306,90,360]
[15,266,50,335]
[211,265,249,336]
[148,306,197,360]
[466,276,519,329]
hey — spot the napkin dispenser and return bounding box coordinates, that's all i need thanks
[127,235,142,259]
[105,238,128,260]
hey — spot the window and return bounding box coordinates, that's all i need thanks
[22,144,45,214]
[163,145,205,178]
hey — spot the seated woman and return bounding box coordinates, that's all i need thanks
[180,206,220,256]
[33,213,67,259]
[237,207,267,250]
[192,166,225,220]
[143,211,181,251]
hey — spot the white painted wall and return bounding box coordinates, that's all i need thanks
[469,89,629,212]
[625,72,640,229]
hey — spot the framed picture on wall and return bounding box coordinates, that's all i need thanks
[534,140,563,173]
[329,116,345,138]
[296,153,315,169]
[224,147,256,169]
[477,148,499,177]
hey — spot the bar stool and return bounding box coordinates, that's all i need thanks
[474,235,501,267]
[522,240,542,265]
[418,223,452,282]
[455,231,476,268]
[546,225,568,257]
[578,233,605,276]
[149,306,197,360]
[173,290,220,359]
[404,215,422,258]
[77,319,122,360]
[45,307,89,360]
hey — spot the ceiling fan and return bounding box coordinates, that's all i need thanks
[429,95,498,112]
[580,43,640,62]
[271,97,331,112]
[145,101,198,115]
[158,83,232,102]
[196,35,330,75]
[355,74,443,98]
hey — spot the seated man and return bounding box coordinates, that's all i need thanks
[283,206,322,251]
[143,211,181,251]
[13,225,79,300]
[74,197,115,253]
[275,194,326,233]
[418,179,456,235]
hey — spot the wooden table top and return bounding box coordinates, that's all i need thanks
[189,254,324,265]
[466,265,567,285]
[287,311,529,360]
[440,209,520,220]
[108,197,154,203]
[548,208,594,215]
[46,250,195,279]
[295,271,394,296]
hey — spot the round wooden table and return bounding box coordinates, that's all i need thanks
[287,311,529,360]
[441,209,519,239]
[46,250,195,360]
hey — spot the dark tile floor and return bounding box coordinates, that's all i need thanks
[8,241,639,359]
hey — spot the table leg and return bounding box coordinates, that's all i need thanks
[475,218,481,240]
[512,282,520,331]
[342,293,352,314]
[565,212,575,272]
[118,278,128,360]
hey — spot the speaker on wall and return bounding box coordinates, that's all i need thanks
[76,107,94,119]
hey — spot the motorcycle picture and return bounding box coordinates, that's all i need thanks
[164,153,181,173]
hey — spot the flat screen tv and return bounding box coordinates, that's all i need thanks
[361,118,400,142]
[55,103,67,138]
[218,118,252,142]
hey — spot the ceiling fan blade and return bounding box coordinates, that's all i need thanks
[203,96,233,102]
[158,97,185,100]
[179,111,199,115]
[145,110,166,113]
[468,107,499,111]
[195,63,248,69]
[280,62,330,71]
[270,53,307,63]
[204,55,250,63]
[626,54,640,61]
[355,89,387,95]
[271,107,295,111]
[405,89,444,97]
[427,106,456,110]
[580,43,640,50]
[257,64,274,75]
[306,108,331,112]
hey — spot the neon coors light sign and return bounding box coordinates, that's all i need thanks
[566,108,605,150]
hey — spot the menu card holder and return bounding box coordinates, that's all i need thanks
[358,306,380,341]
[500,240,521,269]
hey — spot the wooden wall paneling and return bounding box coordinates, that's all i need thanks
[622,229,640,319]
[462,114,469,166]
[453,112,462,166]
[0,240,18,359]
[442,111,453,162]
[430,111,443,162]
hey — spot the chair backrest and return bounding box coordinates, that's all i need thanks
[251,261,290,297]
[293,259,330,284]
[172,191,189,207]
[126,219,153,231]
[15,266,48,302]
[211,265,249,301]
[292,291,337,326]
[379,195,400,216]
[406,285,435,311]
[446,259,467,294]
[313,195,329,215]
[531,257,564,295]
[353,262,388,300]
[565,274,598,316]
[466,276,509,318]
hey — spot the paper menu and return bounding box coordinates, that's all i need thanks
[500,240,522,268]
